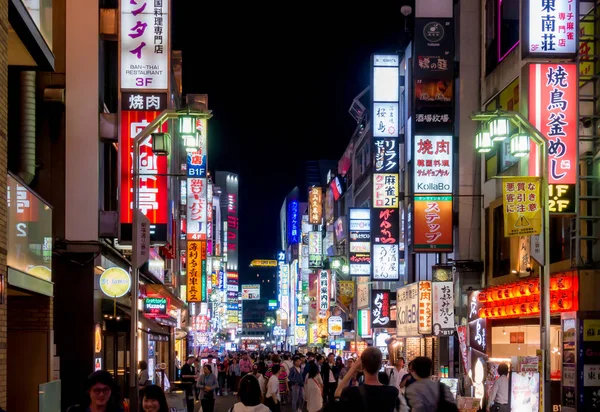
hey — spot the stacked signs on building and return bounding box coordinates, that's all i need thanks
[187,241,206,302]
[349,209,371,276]
[277,251,290,320]
[371,289,392,328]
[309,187,323,225]
[287,200,300,244]
[396,281,435,337]
[412,16,454,254]
[119,0,170,243]
[528,63,578,219]
[371,54,401,280]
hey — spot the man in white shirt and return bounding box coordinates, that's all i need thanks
[388,357,408,392]
[488,363,510,412]
[266,364,282,412]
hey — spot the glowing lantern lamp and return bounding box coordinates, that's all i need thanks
[489,117,510,142]
[178,114,200,152]
[151,132,171,156]
[509,132,530,157]
[475,130,493,153]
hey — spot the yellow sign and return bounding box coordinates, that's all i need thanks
[28,266,52,282]
[580,20,595,84]
[187,241,203,302]
[584,320,600,341]
[249,259,277,267]
[502,177,542,237]
[373,173,399,208]
[99,267,131,298]
[94,324,102,353]
[339,281,355,306]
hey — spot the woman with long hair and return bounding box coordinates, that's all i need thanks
[140,385,169,412]
[305,363,323,412]
[229,374,270,412]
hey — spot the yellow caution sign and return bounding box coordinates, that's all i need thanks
[502,177,542,237]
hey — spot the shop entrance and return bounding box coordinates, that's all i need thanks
[104,327,131,400]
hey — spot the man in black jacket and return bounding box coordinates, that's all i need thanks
[321,353,340,404]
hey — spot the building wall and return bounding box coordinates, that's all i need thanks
[0,0,8,405]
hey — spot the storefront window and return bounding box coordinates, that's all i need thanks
[485,0,519,74]
[550,216,571,264]
[22,0,53,49]
[492,206,510,277]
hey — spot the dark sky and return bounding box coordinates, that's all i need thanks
[173,1,412,285]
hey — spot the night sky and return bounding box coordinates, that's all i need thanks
[173,1,413,286]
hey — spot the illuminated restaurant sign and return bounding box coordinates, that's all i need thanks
[372,208,399,281]
[186,241,206,302]
[418,281,432,335]
[143,297,168,317]
[476,272,577,319]
[413,135,453,194]
[371,289,392,328]
[349,209,371,276]
[309,187,323,224]
[413,196,453,252]
[522,0,577,59]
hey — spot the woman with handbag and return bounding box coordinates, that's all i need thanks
[198,364,218,412]
[305,363,323,412]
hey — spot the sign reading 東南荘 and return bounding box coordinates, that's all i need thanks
[143,297,168,317]
[502,177,542,237]
[99,267,132,298]
[120,0,170,90]
[523,0,577,59]
[414,135,453,194]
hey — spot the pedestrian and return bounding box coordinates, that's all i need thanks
[66,370,124,412]
[138,360,151,389]
[321,353,339,405]
[399,361,416,394]
[240,352,253,377]
[488,363,509,412]
[388,357,407,393]
[217,358,227,395]
[288,355,305,412]
[251,363,267,395]
[228,358,241,395]
[229,374,270,412]
[140,385,169,412]
[334,347,399,412]
[304,363,323,412]
[198,364,218,412]
[405,356,457,412]
[265,364,282,412]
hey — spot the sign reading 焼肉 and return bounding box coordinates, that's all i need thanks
[413,135,453,194]
[502,177,542,237]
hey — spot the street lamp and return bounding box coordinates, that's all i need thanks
[489,117,511,142]
[471,109,550,409]
[129,108,212,408]
[475,129,493,153]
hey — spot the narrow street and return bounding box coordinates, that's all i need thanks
[213,394,294,412]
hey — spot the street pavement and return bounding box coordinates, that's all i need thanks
[214,393,294,412]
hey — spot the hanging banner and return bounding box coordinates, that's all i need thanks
[502,177,542,237]
[418,281,432,334]
[413,196,453,252]
[371,289,392,328]
[456,325,469,372]
[432,282,454,336]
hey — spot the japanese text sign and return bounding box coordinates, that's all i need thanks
[414,135,453,193]
[374,138,399,173]
[241,284,260,300]
[432,282,454,336]
[418,281,432,334]
[374,103,399,138]
[469,318,487,354]
[372,245,399,281]
[456,325,469,372]
[308,232,323,268]
[358,309,371,338]
[549,184,575,214]
[318,270,330,318]
[373,174,399,208]
[120,0,170,90]
[186,119,208,178]
[396,283,419,337]
[119,108,168,242]
[372,208,399,244]
[349,209,371,276]
[287,200,300,244]
[413,196,453,252]
[187,177,207,240]
[502,177,542,237]
[309,187,323,224]
[121,92,167,111]
[528,63,577,186]
[186,241,205,302]
[523,0,577,58]
[371,289,391,328]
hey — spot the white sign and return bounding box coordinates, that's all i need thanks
[374,102,399,137]
[120,0,169,90]
[241,284,260,300]
[373,67,399,102]
[372,244,399,280]
[414,135,453,193]
[328,316,343,336]
[526,0,577,57]
[584,365,600,387]
[350,242,371,253]
[396,283,419,337]
[133,209,151,268]
[357,281,369,309]
[318,270,330,318]
[432,282,455,336]
[530,230,544,265]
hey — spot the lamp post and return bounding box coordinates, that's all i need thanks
[471,109,551,411]
[128,108,212,408]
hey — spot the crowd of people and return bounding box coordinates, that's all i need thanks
[67,347,468,412]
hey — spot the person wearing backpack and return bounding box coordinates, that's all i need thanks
[405,356,458,412]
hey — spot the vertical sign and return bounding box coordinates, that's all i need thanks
[287,200,300,244]
[186,177,207,240]
[522,0,578,59]
[318,270,330,319]
[186,119,208,178]
[308,187,323,224]
[432,282,454,336]
[186,241,202,302]
[120,0,170,90]
[119,94,169,242]
[528,63,578,208]
[413,196,453,252]
[372,54,399,139]
[371,208,399,281]
[277,251,290,320]
[349,209,371,276]
[133,210,151,268]
[373,174,399,208]
[308,232,323,268]
[413,135,453,193]
[418,281,432,334]
[396,283,419,337]
[413,19,455,134]
[370,289,391,328]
